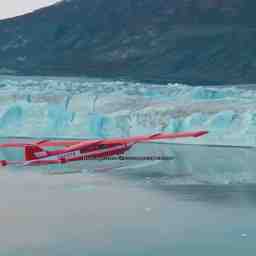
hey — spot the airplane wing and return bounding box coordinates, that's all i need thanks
[35,140,82,147]
[0,130,208,167]
[22,131,208,166]
[0,143,28,148]
[100,130,208,145]
[42,130,208,146]
[0,140,82,148]
[0,130,208,148]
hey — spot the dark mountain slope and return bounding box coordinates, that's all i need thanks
[0,0,256,84]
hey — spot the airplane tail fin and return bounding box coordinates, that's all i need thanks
[24,145,48,161]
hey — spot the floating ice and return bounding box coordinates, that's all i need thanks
[145,207,152,212]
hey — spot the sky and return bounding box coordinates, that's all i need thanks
[0,0,60,20]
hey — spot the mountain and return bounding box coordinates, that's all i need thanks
[0,0,256,84]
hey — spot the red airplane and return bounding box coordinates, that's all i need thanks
[0,130,208,167]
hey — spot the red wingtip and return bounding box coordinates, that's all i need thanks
[193,130,209,137]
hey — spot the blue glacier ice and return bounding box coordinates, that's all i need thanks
[87,112,112,138]
[47,96,75,136]
[0,75,256,145]
[0,105,23,129]
[165,118,182,132]
[207,111,236,130]
[182,113,208,131]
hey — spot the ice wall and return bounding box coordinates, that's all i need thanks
[0,76,256,146]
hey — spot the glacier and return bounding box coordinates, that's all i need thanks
[0,75,256,145]
[1,75,256,184]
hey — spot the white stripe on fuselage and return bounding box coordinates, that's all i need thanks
[32,143,134,162]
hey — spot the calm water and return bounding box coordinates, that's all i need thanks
[0,171,255,256]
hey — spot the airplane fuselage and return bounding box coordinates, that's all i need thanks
[32,142,134,164]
